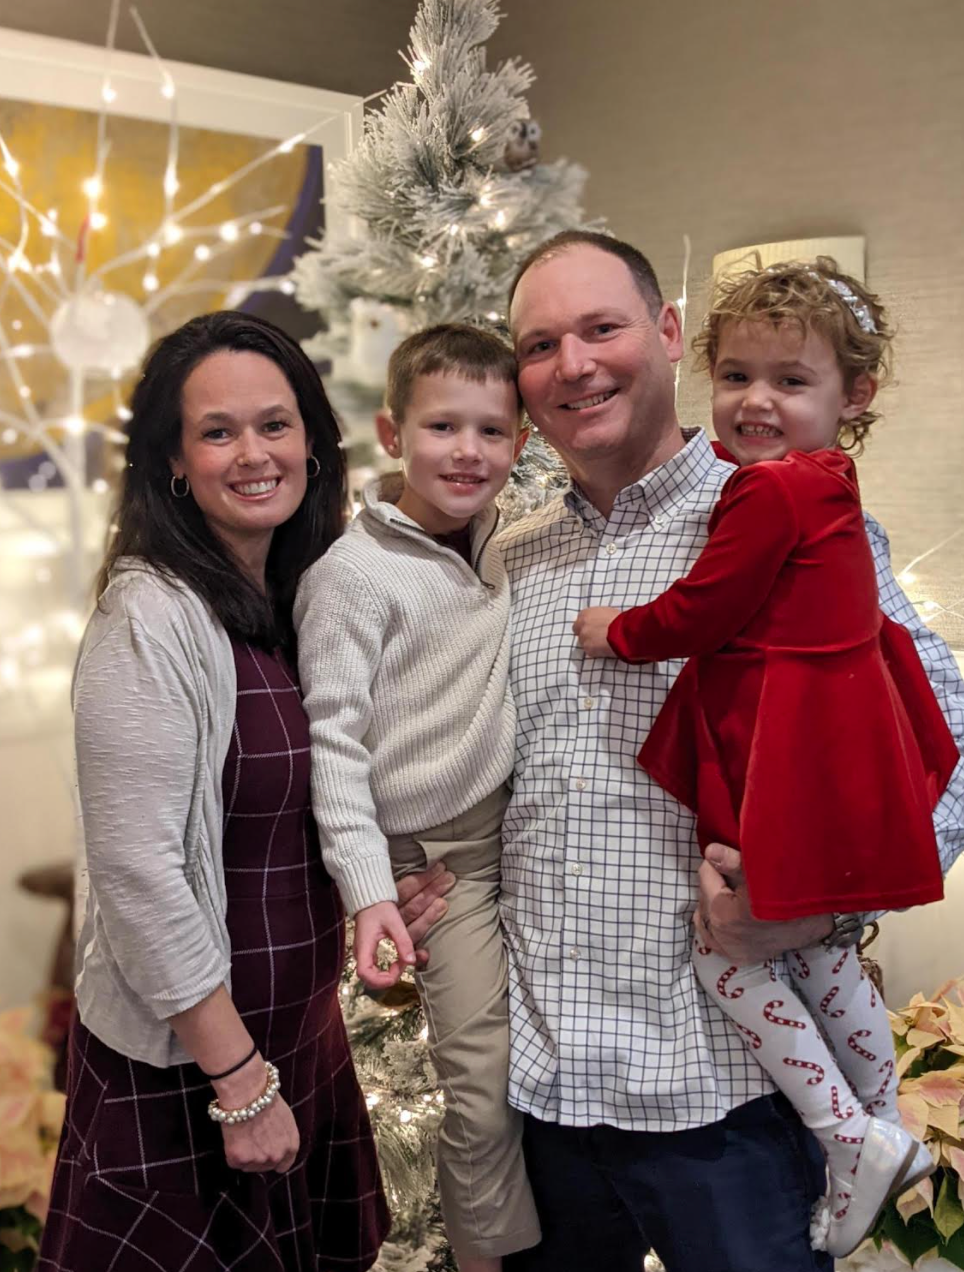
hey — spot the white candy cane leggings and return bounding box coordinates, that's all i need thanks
[693,938,899,1186]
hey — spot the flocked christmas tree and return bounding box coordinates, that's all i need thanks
[291,3,598,1268]
[292,0,593,523]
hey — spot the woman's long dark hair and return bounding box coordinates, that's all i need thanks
[99,311,346,650]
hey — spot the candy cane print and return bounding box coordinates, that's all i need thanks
[831,1085,855,1120]
[833,1131,865,1145]
[867,1060,894,1110]
[819,986,845,1019]
[832,948,850,975]
[790,950,810,979]
[847,1030,877,1062]
[716,966,744,999]
[733,1021,762,1050]
[764,1000,807,1029]
[782,1057,825,1085]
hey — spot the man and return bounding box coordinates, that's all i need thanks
[400,230,964,1270]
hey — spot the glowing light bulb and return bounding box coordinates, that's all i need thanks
[64,415,85,436]
[470,126,485,142]
[18,385,30,399]
[146,242,161,258]
[2,427,17,444]
[278,132,305,154]
[494,209,507,229]
[92,478,109,494]
[102,82,117,104]
[399,1109,413,1124]
[219,222,239,242]
[419,254,438,269]
[280,279,295,295]
[447,222,460,236]
[142,272,159,293]
[412,58,430,73]
[194,244,211,262]
[161,80,175,100]
[486,311,501,321]
[163,166,180,197]
[117,406,133,421]
[90,211,108,230]
[83,175,103,200]
[899,571,916,586]
[163,221,183,245]
[249,221,263,236]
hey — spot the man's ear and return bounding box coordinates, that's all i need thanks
[657,301,685,365]
[513,426,529,462]
[841,372,877,421]
[375,410,401,459]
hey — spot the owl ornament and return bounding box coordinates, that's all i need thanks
[501,118,541,172]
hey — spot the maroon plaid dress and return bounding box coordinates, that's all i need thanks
[40,640,390,1271]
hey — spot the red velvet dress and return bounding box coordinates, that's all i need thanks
[607,449,958,920]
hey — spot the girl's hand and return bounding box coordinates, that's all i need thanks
[573,606,621,657]
[212,1053,300,1174]
[354,899,417,989]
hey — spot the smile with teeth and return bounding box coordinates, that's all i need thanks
[737,424,782,437]
[442,474,485,485]
[561,389,617,411]
[232,478,280,495]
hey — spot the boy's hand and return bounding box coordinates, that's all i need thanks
[397,861,455,966]
[573,606,621,657]
[354,900,417,989]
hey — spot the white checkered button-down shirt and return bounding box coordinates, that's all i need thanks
[498,428,964,1132]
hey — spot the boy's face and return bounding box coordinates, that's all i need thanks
[378,372,525,534]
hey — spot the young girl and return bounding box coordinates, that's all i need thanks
[573,259,959,1259]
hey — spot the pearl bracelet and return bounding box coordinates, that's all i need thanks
[207,1061,281,1125]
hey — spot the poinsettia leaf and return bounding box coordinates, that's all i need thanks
[938,1216,964,1269]
[897,1181,932,1222]
[913,1072,964,1104]
[899,1091,931,1138]
[908,1027,946,1050]
[929,1103,963,1138]
[899,1048,924,1079]
[879,1204,939,1263]
[935,1174,964,1241]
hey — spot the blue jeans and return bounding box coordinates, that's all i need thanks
[503,1095,832,1272]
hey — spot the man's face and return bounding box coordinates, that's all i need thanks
[510,245,683,478]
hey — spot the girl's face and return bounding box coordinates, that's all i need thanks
[711,320,874,467]
[172,350,311,575]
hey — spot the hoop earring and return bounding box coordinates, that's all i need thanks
[306,455,321,480]
[170,473,190,499]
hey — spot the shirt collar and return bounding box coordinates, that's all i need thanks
[564,428,726,529]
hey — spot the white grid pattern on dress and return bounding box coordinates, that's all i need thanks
[498,428,964,1132]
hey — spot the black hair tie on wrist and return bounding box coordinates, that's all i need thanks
[204,1043,258,1082]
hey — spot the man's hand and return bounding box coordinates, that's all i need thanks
[695,842,833,964]
[353,900,417,989]
[573,606,622,657]
[396,860,455,967]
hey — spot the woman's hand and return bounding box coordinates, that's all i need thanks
[573,606,621,657]
[354,899,417,988]
[212,1053,300,1174]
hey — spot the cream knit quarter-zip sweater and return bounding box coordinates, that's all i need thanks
[294,474,515,917]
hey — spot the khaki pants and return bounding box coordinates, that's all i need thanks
[389,784,541,1262]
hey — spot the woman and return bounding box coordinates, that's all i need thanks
[40,312,390,1271]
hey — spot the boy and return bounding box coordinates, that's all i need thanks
[294,324,538,1272]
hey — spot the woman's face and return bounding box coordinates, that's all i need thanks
[173,350,311,575]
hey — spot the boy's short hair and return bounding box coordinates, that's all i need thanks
[386,323,521,423]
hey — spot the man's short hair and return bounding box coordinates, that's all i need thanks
[508,230,664,319]
[385,322,521,422]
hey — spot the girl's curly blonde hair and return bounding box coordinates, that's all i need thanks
[692,256,894,452]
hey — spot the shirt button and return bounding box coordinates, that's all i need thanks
[571,863,584,876]
[582,696,594,709]
[574,778,587,791]
[605,542,617,556]
[569,946,581,960]
[653,515,666,529]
